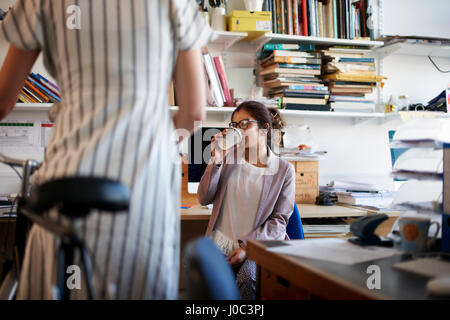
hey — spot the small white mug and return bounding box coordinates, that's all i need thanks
[215,128,243,151]
[210,7,226,31]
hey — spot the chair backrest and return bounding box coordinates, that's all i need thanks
[286,203,305,240]
[183,237,241,300]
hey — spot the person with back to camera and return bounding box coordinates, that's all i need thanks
[0,0,214,299]
[197,101,296,300]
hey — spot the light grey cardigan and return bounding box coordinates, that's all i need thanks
[197,148,295,245]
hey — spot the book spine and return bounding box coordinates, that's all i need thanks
[25,80,50,102]
[21,89,38,103]
[284,103,331,111]
[360,0,366,38]
[213,56,233,107]
[29,73,60,98]
[293,0,300,35]
[317,1,323,38]
[350,0,354,39]
[273,50,319,57]
[287,0,293,35]
[18,93,30,103]
[280,0,284,34]
[27,76,60,102]
[208,54,225,105]
[288,85,328,90]
[332,0,338,38]
[276,0,282,33]
[301,0,308,36]
[273,56,321,64]
[345,0,350,39]
[339,0,345,38]
[34,73,59,92]
[23,85,43,103]
[326,0,333,38]
[271,0,277,33]
[25,86,45,103]
[314,0,319,37]
[305,0,316,37]
[202,53,224,107]
[20,92,33,103]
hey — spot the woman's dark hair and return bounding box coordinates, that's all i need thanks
[232,101,286,148]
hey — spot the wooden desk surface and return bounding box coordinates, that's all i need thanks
[247,240,434,300]
[179,203,380,221]
[299,204,367,218]
[180,206,212,221]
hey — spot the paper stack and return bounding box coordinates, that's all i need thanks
[391,119,446,214]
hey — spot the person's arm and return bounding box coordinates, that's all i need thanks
[238,165,296,245]
[0,44,40,120]
[172,48,206,135]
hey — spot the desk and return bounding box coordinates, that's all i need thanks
[180,206,211,221]
[247,240,435,300]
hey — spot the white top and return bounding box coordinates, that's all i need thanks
[212,157,267,255]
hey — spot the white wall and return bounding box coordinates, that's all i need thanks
[380,0,450,105]
[382,0,450,39]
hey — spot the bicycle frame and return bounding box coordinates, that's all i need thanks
[1,153,95,300]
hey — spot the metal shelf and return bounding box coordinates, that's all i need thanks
[374,42,450,59]
[258,33,384,48]
[170,106,388,123]
[208,31,249,54]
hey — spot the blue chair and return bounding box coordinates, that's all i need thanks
[286,203,305,240]
[182,237,241,300]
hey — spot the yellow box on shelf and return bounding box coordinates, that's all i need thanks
[228,10,271,33]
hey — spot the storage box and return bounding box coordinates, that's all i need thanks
[289,160,319,204]
[228,10,272,32]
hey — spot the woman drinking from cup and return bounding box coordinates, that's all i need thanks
[197,101,295,299]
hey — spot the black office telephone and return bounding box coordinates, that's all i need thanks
[348,214,394,247]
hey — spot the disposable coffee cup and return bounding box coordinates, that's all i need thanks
[215,128,242,151]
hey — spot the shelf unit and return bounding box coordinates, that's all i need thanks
[251,32,384,49]
[208,30,248,54]
[210,30,384,68]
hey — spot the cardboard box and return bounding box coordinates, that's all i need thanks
[228,10,272,32]
[289,160,319,204]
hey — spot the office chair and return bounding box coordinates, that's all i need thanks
[182,237,241,300]
[286,203,305,240]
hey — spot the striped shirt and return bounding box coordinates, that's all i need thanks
[1,0,214,299]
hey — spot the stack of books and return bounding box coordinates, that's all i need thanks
[321,45,383,113]
[18,73,60,104]
[257,43,331,112]
[264,0,376,40]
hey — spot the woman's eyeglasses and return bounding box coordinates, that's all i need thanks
[229,119,258,130]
